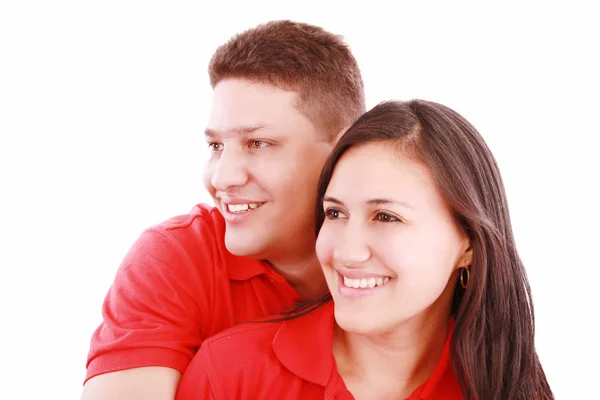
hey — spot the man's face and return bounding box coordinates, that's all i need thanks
[204,79,333,263]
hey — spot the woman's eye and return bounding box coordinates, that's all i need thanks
[325,209,344,219]
[375,212,400,222]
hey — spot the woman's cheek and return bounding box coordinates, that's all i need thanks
[315,226,333,265]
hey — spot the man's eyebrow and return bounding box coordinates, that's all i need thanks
[204,125,265,139]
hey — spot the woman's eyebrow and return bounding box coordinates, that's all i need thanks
[366,198,415,210]
[322,195,343,204]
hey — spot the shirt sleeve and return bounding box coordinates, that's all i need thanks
[84,225,215,382]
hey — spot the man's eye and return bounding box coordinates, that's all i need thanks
[208,142,223,151]
[249,141,270,149]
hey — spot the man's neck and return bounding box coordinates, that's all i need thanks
[333,313,450,400]
[265,255,328,300]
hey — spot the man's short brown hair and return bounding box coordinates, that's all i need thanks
[209,20,365,139]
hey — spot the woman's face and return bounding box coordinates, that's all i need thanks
[316,142,472,335]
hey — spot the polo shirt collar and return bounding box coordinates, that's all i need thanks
[272,301,335,386]
[226,251,271,280]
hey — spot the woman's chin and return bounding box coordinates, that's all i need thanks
[334,307,391,336]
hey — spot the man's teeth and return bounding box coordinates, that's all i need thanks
[343,275,390,289]
[227,203,261,213]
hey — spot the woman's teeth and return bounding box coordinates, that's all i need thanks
[342,275,390,289]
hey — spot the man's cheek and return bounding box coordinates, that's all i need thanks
[202,162,216,194]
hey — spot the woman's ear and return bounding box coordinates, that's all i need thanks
[459,247,473,268]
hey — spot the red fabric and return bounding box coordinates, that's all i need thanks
[85,204,301,383]
[177,302,462,399]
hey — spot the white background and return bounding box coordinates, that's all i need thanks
[1,1,598,398]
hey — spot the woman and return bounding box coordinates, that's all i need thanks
[176,100,554,399]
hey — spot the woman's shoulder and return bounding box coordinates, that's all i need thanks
[203,302,334,357]
[177,320,285,398]
[181,304,335,399]
[204,319,282,356]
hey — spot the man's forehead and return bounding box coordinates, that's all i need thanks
[211,79,299,111]
[208,79,303,128]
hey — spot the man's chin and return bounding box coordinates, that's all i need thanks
[224,231,265,258]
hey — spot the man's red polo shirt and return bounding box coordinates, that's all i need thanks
[84,204,301,383]
[177,301,463,399]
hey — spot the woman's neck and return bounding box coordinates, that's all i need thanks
[333,314,451,400]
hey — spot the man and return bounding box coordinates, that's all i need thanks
[81,20,365,399]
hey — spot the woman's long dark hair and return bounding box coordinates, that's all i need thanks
[293,100,552,399]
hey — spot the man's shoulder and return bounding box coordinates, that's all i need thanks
[116,203,233,282]
[149,203,224,238]
[137,203,226,258]
[128,203,266,282]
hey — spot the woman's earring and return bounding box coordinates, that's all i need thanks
[460,267,470,289]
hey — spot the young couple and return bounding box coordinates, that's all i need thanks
[82,20,554,399]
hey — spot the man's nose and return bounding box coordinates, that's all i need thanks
[210,148,249,191]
